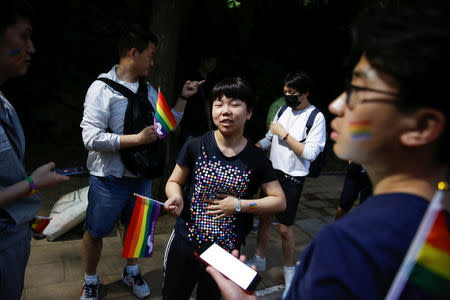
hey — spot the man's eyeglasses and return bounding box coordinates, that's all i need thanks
[344,80,399,109]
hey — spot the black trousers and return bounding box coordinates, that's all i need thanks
[339,162,372,210]
[162,229,221,300]
[274,170,305,226]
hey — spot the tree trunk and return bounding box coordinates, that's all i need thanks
[147,0,195,201]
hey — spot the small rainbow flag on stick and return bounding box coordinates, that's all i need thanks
[31,216,51,234]
[122,194,164,258]
[154,89,177,138]
[385,181,450,300]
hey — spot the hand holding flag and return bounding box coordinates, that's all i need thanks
[164,195,184,217]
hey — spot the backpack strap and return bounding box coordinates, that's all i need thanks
[276,104,320,141]
[300,107,319,143]
[276,104,288,119]
[97,77,152,108]
[96,77,137,100]
[305,108,319,135]
[136,78,148,99]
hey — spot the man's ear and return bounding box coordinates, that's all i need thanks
[400,109,446,147]
[246,108,253,121]
[127,48,138,59]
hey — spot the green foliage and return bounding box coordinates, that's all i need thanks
[226,0,241,9]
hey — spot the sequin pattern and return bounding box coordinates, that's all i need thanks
[187,145,252,251]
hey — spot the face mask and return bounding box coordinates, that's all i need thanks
[285,95,300,108]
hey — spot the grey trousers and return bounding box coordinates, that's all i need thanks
[0,233,31,300]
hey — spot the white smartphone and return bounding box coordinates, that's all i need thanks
[195,243,262,293]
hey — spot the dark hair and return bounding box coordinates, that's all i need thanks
[284,71,313,95]
[0,0,34,37]
[117,24,158,58]
[211,77,254,112]
[352,6,449,162]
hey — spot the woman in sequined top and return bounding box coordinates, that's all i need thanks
[162,77,285,300]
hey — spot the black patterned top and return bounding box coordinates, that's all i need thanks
[176,131,276,251]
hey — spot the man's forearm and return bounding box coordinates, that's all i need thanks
[0,180,32,208]
[173,95,188,113]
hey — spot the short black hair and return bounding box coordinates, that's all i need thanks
[284,71,313,95]
[0,0,34,37]
[211,77,254,112]
[352,5,450,162]
[117,24,158,58]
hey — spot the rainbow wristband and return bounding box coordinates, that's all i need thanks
[25,176,36,196]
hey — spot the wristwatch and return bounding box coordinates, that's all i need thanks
[235,198,242,212]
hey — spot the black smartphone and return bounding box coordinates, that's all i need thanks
[53,166,86,176]
[195,243,262,293]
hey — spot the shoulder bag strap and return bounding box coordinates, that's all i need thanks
[300,108,319,143]
[276,104,288,119]
[96,77,137,100]
[305,108,319,135]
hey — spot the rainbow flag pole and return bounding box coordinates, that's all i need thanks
[133,193,167,207]
[385,181,450,300]
[154,88,177,138]
[122,194,164,258]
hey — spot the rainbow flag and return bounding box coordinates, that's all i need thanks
[385,181,450,300]
[154,89,177,138]
[30,216,51,234]
[122,194,162,258]
[349,120,372,141]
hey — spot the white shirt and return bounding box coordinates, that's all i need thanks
[258,105,327,177]
[80,65,183,178]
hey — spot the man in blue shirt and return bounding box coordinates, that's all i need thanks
[0,1,69,299]
[206,5,449,300]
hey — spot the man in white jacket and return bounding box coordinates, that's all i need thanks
[80,24,203,299]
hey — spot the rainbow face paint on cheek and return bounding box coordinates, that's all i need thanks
[8,49,20,57]
[249,203,257,209]
[349,120,372,141]
[8,49,22,62]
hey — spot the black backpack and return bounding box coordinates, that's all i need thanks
[277,105,326,178]
[97,77,165,178]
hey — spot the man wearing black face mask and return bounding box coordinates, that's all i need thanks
[248,71,327,287]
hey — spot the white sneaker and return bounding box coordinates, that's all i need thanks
[245,255,266,272]
[284,265,296,288]
[80,279,99,300]
[121,267,150,298]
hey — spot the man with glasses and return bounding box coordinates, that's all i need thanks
[206,5,449,300]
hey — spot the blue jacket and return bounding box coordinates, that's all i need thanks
[0,93,41,251]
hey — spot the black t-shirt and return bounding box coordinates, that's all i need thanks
[175,131,276,251]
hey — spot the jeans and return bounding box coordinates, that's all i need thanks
[85,175,151,238]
